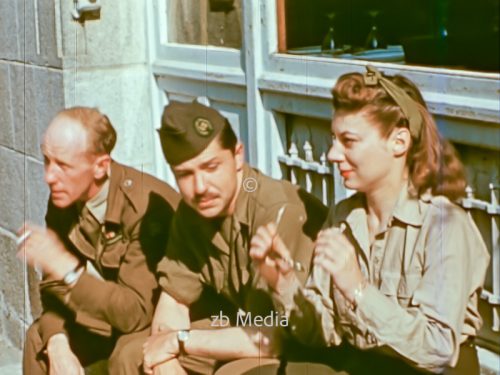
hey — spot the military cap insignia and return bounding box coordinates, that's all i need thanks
[193,117,214,137]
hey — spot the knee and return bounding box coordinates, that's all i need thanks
[23,322,47,375]
[108,334,145,375]
[24,322,43,354]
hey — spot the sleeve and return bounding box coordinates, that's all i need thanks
[350,206,490,373]
[36,203,72,347]
[270,203,342,347]
[157,215,205,306]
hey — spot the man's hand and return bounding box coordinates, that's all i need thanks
[47,334,84,375]
[313,227,364,302]
[142,331,179,374]
[249,223,296,293]
[16,223,79,280]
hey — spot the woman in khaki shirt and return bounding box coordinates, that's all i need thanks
[249,66,490,374]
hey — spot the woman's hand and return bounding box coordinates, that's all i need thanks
[249,223,296,293]
[314,227,364,303]
[142,331,179,374]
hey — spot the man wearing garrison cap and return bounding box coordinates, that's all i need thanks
[135,100,327,374]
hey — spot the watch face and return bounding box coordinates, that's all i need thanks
[178,330,190,342]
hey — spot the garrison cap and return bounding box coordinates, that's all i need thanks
[157,100,226,165]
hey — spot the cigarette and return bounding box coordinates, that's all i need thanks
[272,204,305,272]
[16,230,31,246]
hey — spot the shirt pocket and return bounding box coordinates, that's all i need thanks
[100,235,128,269]
[379,272,421,308]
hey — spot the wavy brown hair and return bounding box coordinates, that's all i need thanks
[331,72,466,201]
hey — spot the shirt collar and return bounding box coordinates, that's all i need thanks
[390,182,427,227]
[340,183,426,241]
[85,179,110,224]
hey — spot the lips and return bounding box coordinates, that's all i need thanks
[340,170,353,178]
[196,196,218,209]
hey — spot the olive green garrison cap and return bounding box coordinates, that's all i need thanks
[157,100,226,165]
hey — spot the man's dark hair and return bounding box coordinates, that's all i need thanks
[218,119,238,152]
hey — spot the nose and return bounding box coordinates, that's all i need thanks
[193,172,207,195]
[44,163,57,185]
[327,139,345,164]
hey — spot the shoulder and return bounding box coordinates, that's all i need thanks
[424,195,470,227]
[251,167,325,212]
[422,194,488,256]
[111,162,180,211]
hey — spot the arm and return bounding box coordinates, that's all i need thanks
[65,222,160,334]
[249,223,341,347]
[349,210,489,372]
[144,291,277,373]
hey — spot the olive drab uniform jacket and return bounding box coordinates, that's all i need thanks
[37,161,180,349]
[157,163,328,317]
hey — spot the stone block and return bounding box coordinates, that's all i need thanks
[23,0,62,68]
[0,1,21,61]
[25,159,49,226]
[0,235,29,324]
[0,63,14,148]
[63,65,155,168]
[11,65,64,158]
[0,147,26,233]
[60,0,147,68]
[2,308,26,350]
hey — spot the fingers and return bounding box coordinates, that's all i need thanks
[249,224,275,260]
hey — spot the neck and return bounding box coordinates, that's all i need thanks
[84,177,108,203]
[365,173,407,231]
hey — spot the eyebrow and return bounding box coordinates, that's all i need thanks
[173,156,219,173]
[199,157,219,168]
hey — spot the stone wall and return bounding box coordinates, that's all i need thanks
[0,0,155,349]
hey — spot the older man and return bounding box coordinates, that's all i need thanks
[138,101,328,374]
[20,107,179,375]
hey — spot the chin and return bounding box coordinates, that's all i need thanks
[50,192,76,208]
[51,198,71,208]
[195,205,225,219]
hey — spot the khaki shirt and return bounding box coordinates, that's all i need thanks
[157,164,327,312]
[278,186,490,373]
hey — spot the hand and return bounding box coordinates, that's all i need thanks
[16,223,79,280]
[47,334,84,375]
[249,223,296,293]
[151,292,172,334]
[314,228,364,302]
[142,331,179,374]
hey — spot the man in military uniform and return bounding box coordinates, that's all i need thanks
[140,101,327,374]
[19,107,180,375]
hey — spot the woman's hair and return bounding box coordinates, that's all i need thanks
[57,107,117,155]
[332,72,466,201]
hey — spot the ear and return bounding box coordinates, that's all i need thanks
[94,154,111,180]
[234,142,245,171]
[391,128,411,157]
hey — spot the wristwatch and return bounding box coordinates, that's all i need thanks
[177,330,190,355]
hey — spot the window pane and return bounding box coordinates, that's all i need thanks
[281,0,499,72]
[167,0,242,49]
